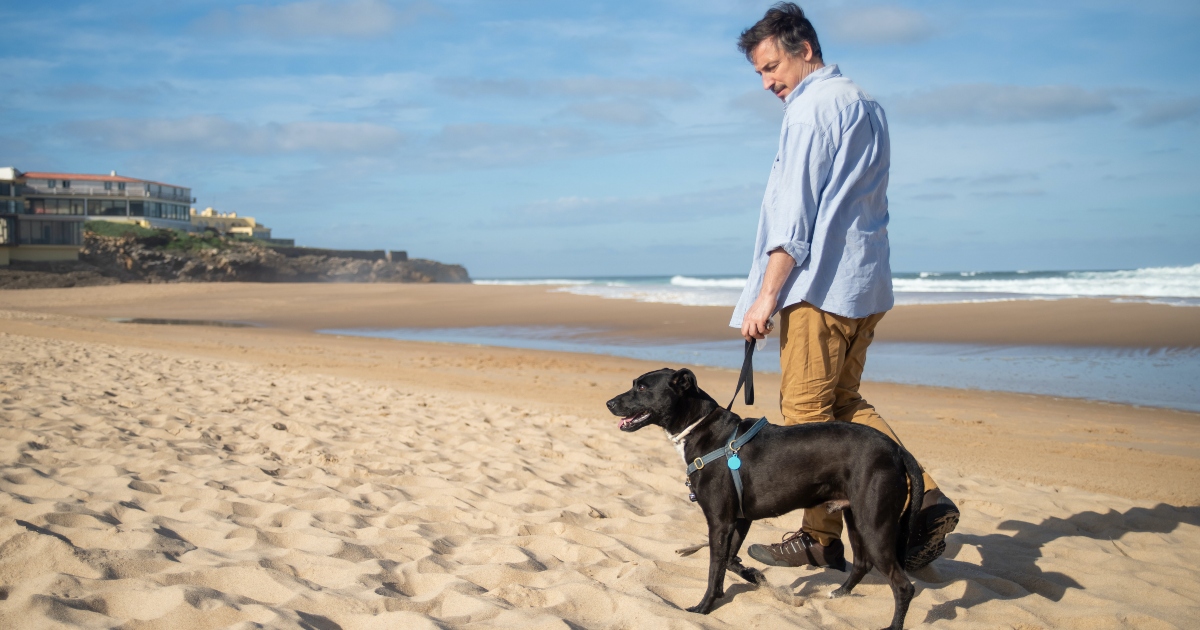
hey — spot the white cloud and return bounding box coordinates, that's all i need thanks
[971,189,1046,198]
[888,84,1117,124]
[68,116,404,154]
[199,0,429,39]
[561,101,663,126]
[909,192,955,201]
[924,171,1040,186]
[40,82,179,105]
[424,123,593,167]
[439,77,697,101]
[730,89,783,124]
[500,185,761,227]
[1131,96,1200,127]
[829,6,936,46]
[550,77,697,101]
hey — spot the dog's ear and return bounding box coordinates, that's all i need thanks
[669,368,696,393]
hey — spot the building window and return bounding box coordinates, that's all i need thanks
[86,199,127,216]
[118,182,125,191]
[104,181,113,190]
[0,216,11,245]
[27,198,86,216]
[129,201,144,217]
[47,180,56,188]
[18,219,82,246]
[0,183,11,196]
[145,183,151,193]
[62,180,71,189]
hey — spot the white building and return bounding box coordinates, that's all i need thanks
[1,167,194,265]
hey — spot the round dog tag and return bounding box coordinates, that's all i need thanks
[727,455,741,470]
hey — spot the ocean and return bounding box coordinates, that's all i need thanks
[474,264,1200,308]
[321,264,1200,412]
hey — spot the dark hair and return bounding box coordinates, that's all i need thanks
[737,2,823,62]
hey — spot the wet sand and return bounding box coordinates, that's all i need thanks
[1,282,1197,347]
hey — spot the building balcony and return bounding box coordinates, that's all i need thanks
[20,187,194,203]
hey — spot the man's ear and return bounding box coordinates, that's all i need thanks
[669,368,696,393]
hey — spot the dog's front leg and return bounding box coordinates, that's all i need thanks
[687,518,734,614]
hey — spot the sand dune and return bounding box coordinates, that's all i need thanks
[2,330,1197,628]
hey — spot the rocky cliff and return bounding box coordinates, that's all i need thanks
[0,228,469,289]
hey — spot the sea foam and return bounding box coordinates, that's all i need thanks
[472,265,1200,307]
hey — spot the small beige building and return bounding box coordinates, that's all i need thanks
[190,208,273,240]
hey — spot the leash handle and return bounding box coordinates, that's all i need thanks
[726,339,755,410]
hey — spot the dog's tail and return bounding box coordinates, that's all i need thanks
[898,445,925,567]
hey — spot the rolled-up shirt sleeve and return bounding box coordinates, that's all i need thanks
[761,121,834,269]
[732,66,894,328]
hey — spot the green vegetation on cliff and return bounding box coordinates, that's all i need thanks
[84,221,267,253]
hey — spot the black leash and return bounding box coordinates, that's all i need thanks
[726,339,755,410]
[681,337,764,511]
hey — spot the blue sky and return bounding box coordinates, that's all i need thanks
[1,0,1198,277]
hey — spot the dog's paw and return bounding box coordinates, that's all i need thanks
[828,587,851,599]
[737,566,766,586]
[686,601,714,614]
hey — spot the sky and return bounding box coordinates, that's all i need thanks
[1,0,1198,278]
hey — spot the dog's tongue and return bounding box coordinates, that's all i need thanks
[618,412,645,429]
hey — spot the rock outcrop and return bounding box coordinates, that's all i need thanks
[0,231,469,289]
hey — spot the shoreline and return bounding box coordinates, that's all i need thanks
[1,282,1198,348]
[316,327,1200,413]
[2,282,1196,414]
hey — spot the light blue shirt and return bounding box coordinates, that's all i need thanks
[731,64,894,326]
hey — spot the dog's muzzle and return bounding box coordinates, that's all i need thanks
[619,411,650,430]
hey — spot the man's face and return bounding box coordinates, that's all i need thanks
[751,37,816,101]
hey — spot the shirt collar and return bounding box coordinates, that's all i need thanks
[784,63,841,107]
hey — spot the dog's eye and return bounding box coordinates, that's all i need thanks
[637,384,646,391]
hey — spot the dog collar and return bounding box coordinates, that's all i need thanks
[667,409,716,447]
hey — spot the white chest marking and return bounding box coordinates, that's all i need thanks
[664,412,713,468]
[664,428,688,464]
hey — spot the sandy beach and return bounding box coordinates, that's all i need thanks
[2,283,1199,628]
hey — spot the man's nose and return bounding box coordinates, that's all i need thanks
[762,75,774,91]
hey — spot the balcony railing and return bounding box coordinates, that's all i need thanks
[21,187,193,202]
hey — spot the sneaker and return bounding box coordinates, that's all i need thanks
[905,488,960,571]
[748,530,847,571]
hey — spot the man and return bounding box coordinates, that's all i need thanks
[730,3,959,572]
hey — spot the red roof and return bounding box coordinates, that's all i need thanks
[22,172,188,189]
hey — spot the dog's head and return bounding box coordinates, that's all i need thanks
[606,367,709,433]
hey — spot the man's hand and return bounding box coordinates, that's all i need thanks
[741,248,795,342]
[742,293,776,341]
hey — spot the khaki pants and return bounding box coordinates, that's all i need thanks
[779,302,937,546]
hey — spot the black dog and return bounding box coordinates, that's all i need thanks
[607,368,923,630]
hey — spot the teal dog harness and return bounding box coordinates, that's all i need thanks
[686,416,769,519]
